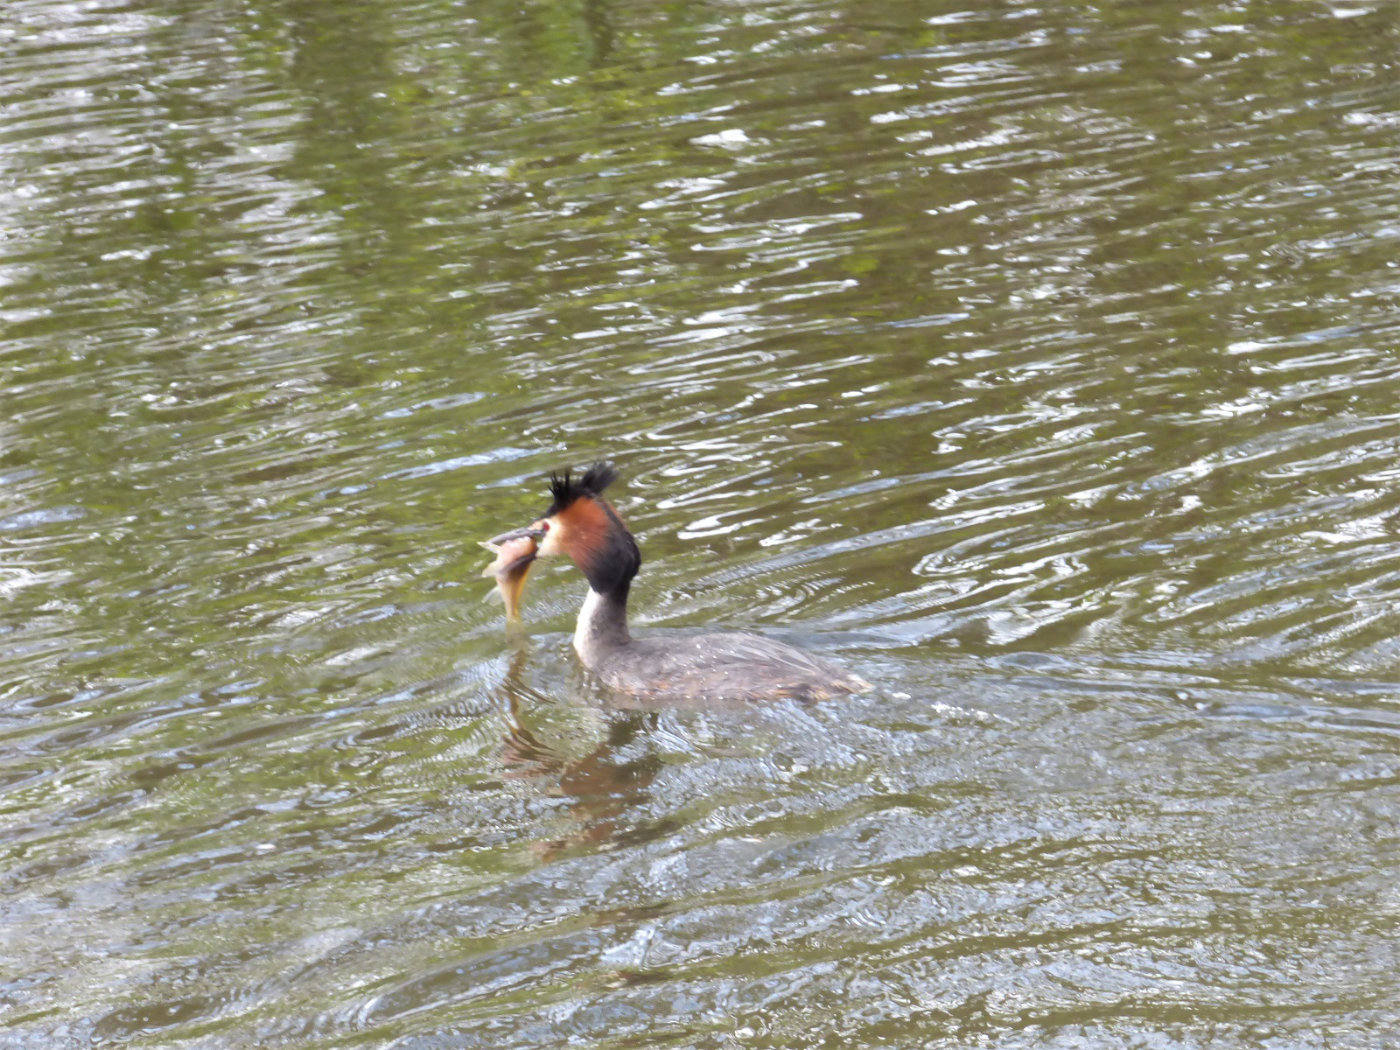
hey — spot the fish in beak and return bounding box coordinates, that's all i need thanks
[480,526,542,621]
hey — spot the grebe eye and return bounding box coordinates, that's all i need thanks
[539,521,550,533]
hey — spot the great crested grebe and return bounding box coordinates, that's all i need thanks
[482,462,870,702]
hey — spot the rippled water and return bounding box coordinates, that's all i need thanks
[3,0,1399,1046]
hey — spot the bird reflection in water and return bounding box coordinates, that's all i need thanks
[494,645,670,860]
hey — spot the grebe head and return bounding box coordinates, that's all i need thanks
[484,461,641,604]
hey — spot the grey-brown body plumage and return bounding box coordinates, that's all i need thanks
[586,628,869,703]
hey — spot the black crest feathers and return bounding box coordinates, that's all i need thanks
[545,461,619,516]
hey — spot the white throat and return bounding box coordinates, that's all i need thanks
[572,587,629,665]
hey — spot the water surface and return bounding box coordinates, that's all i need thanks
[2,0,1399,1046]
